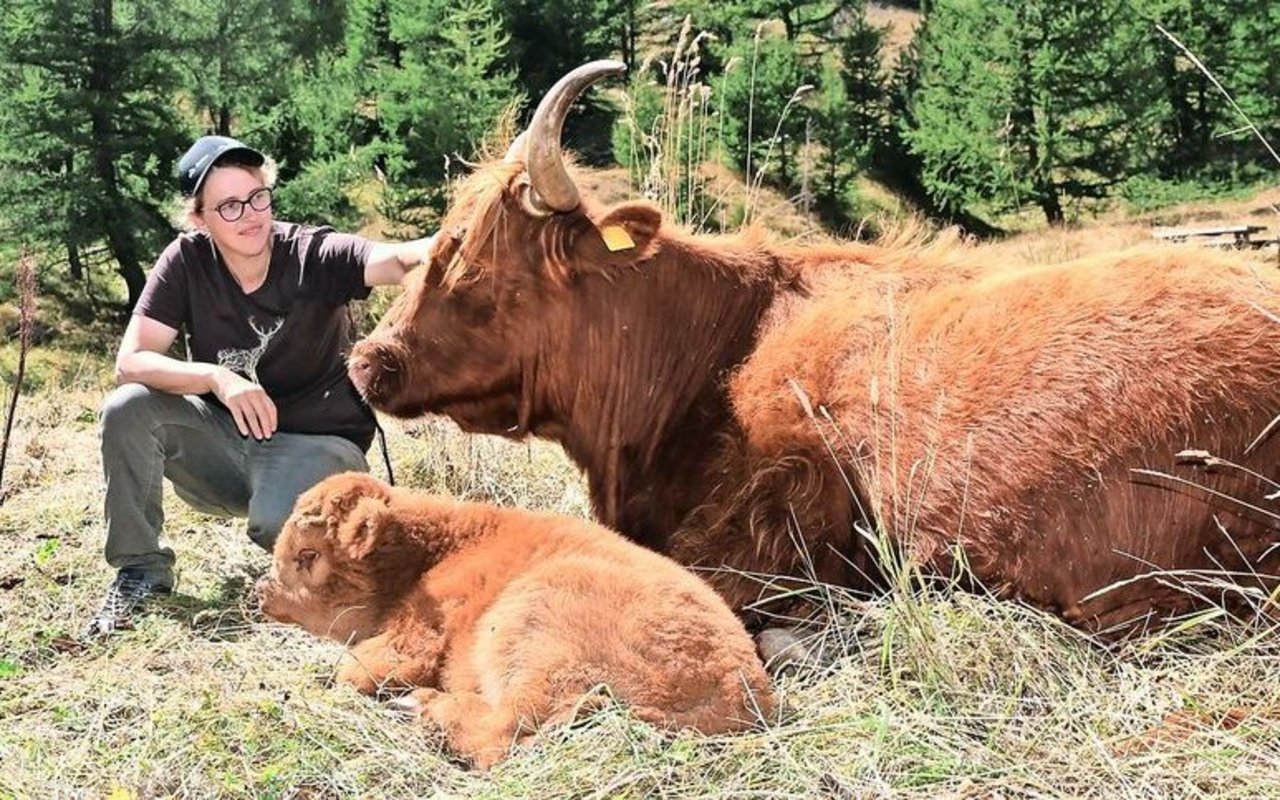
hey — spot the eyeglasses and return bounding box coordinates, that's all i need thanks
[209,187,273,223]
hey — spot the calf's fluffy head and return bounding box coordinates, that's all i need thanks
[257,472,421,642]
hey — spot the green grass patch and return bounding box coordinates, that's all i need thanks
[1120,173,1270,214]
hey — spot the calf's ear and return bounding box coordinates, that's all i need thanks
[337,495,392,561]
[573,201,663,270]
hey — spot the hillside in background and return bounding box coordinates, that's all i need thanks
[866,1,921,65]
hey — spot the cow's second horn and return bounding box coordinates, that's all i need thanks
[523,59,627,213]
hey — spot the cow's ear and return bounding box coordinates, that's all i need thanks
[575,201,663,269]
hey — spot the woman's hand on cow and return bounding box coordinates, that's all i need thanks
[363,234,438,287]
[211,367,278,439]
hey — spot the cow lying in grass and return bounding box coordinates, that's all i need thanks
[349,60,1280,639]
[256,472,773,768]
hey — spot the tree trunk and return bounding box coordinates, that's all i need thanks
[621,1,636,73]
[781,10,796,41]
[1011,8,1063,226]
[66,237,83,282]
[1160,47,1195,176]
[1039,189,1064,225]
[61,152,84,281]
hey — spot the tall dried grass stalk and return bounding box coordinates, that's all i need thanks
[745,83,813,223]
[621,17,723,229]
[0,249,37,503]
[618,19,816,232]
[744,24,762,190]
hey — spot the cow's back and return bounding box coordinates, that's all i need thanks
[724,243,1280,632]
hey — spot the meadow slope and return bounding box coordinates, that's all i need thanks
[2,218,1279,799]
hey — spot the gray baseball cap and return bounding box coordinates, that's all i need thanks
[177,135,265,197]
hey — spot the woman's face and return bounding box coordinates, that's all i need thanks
[196,164,274,261]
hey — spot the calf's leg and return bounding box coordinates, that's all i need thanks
[403,688,526,769]
[337,632,436,696]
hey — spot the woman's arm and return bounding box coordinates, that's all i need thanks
[115,315,278,439]
[115,315,212,393]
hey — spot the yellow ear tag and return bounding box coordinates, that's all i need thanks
[600,224,636,252]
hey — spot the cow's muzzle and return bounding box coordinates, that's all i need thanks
[348,341,406,407]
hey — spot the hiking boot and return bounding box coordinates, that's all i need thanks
[82,568,172,638]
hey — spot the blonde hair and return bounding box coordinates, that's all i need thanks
[172,155,280,232]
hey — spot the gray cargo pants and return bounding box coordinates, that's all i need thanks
[99,383,369,587]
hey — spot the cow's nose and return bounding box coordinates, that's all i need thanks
[348,354,374,387]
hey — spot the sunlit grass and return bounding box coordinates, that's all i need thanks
[1,338,1278,798]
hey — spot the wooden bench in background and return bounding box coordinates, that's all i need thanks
[1152,223,1272,249]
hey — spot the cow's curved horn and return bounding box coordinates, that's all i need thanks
[522,59,627,213]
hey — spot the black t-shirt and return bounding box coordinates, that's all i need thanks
[134,221,377,450]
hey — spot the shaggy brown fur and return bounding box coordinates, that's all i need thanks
[350,159,1280,638]
[257,472,773,768]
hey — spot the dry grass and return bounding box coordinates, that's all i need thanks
[939,178,1280,267]
[5,154,1280,794]
[1133,185,1280,233]
[866,2,922,68]
[3,265,1280,797]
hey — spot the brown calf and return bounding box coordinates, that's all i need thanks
[258,472,773,767]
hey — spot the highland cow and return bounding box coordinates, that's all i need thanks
[350,60,1280,637]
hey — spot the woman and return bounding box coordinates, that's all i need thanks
[84,135,434,637]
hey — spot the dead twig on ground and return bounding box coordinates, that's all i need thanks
[0,249,38,504]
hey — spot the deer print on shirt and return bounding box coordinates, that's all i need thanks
[217,316,283,384]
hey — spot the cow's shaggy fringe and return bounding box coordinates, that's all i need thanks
[439,160,523,290]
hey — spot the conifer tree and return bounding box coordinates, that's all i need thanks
[0,0,187,308]
[719,31,810,186]
[809,10,886,224]
[351,0,515,231]
[904,0,1163,224]
[1138,0,1280,178]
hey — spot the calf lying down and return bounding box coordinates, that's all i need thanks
[257,472,774,768]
